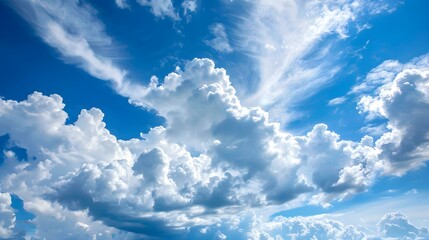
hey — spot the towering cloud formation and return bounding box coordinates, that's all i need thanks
[357,54,429,174]
[2,57,428,238]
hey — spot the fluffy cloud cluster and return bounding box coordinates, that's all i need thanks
[3,0,428,239]
[248,215,367,240]
[245,211,428,240]
[378,212,429,239]
[357,54,429,174]
[1,58,415,239]
[0,193,15,239]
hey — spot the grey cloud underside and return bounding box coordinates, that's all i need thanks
[357,54,429,174]
[1,57,429,238]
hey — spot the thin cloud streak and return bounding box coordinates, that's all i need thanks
[234,0,395,121]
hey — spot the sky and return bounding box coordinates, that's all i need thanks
[0,0,429,239]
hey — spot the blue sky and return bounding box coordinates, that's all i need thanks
[0,0,429,239]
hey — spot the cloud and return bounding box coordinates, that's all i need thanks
[204,23,233,53]
[0,193,15,239]
[182,0,197,16]
[8,0,128,89]
[328,96,347,106]
[357,54,429,174]
[378,212,429,239]
[246,211,429,240]
[234,0,397,120]
[0,59,388,238]
[249,215,367,240]
[137,0,179,20]
[115,0,129,9]
[2,1,427,238]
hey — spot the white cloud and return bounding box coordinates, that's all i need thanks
[0,193,15,239]
[182,0,197,16]
[205,23,233,53]
[0,59,389,238]
[3,1,428,238]
[235,0,397,121]
[328,96,347,106]
[249,215,367,240]
[357,54,429,174]
[8,0,128,89]
[115,0,129,9]
[137,0,179,20]
[378,212,429,239]
[244,211,429,240]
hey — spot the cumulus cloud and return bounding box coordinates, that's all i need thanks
[378,212,429,239]
[204,23,233,53]
[2,0,428,239]
[244,211,428,240]
[357,54,429,174]
[0,59,388,238]
[0,193,15,239]
[248,215,367,240]
[137,0,179,20]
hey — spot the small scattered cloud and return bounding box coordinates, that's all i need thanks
[115,0,129,9]
[182,0,197,16]
[328,96,347,106]
[204,23,233,53]
[137,0,179,20]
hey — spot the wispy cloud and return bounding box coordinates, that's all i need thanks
[7,0,151,103]
[234,0,397,121]
[204,23,233,53]
[328,96,347,106]
[8,0,127,87]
